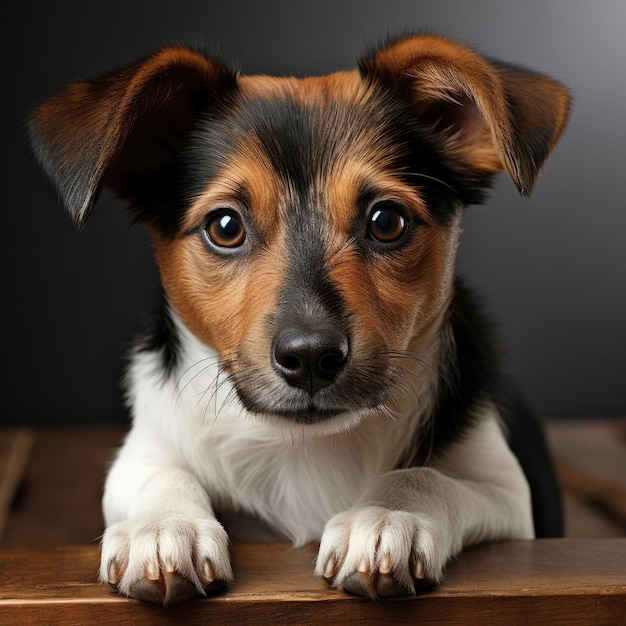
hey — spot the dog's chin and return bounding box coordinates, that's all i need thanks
[229,370,392,438]
[258,407,373,439]
[234,388,381,438]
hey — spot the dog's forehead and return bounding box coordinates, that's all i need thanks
[237,71,365,106]
[229,71,394,182]
[183,71,423,224]
[180,68,465,236]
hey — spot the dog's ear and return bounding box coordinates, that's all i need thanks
[30,47,236,227]
[360,34,570,195]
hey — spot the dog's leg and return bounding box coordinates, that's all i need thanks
[316,406,533,598]
[99,435,233,604]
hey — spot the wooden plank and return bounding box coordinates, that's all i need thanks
[561,492,625,538]
[547,419,626,489]
[556,456,626,521]
[547,419,626,536]
[0,540,624,624]
[2,428,123,546]
[0,429,34,540]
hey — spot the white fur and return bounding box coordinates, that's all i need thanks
[315,408,534,596]
[100,309,533,600]
[103,313,435,540]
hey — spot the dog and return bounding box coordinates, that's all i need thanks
[30,34,570,604]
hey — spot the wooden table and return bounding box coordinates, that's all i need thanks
[1,423,625,624]
[1,540,625,624]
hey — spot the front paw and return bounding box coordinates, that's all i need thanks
[315,507,448,599]
[100,516,233,604]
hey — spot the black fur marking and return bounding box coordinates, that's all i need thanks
[174,83,495,236]
[133,293,181,381]
[362,82,496,213]
[398,282,499,468]
[498,391,564,537]
[222,95,351,321]
[124,84,241,238]
[396,281,563,537]
[278,209,349,327]
[133,65,506,243]
[234,95,318,198]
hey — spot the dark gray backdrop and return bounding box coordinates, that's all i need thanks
[3,0,625,425]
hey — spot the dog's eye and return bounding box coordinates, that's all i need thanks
[368,201,409,244]
[204,211,246,249]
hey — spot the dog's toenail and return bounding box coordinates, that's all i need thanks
[413,558,425,579]
[379,554,392,574]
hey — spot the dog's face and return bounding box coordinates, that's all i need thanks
[154,72,464,428]
[31,36,569,431]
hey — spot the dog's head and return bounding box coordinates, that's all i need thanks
[31,35,569,431]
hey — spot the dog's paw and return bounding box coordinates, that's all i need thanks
[100,516,233,604]
[315,506,448,599]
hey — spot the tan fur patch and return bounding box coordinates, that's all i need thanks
[363,34,570,193]
[30,34,570,425]
[154,69,461,378]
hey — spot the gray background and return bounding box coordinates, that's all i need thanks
[3,0,625,425]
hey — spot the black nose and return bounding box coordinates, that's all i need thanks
[272,326,349,394]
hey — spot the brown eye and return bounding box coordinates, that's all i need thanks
[368,201,409,244]
[205,211,246,249]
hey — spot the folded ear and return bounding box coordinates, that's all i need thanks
[359,34,570,195]
[30,47,236,227]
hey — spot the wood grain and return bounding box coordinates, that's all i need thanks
[2,424,624,622]
[548,420,626,531]
[1,428,122,546]
[0,540,624,625]
[0,429,34,541]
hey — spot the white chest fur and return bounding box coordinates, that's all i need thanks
[121,317,434,545]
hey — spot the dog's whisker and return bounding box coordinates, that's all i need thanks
[388,363,432,402]
[206,366,248,424]
[214,386,241,423]
[175,355,221,387]
[402,172,461,199]
[175,354,238,425]
[194,367,229,415]
[386,349,449,394]
[378,399,400,422]
[174,356,222,409]
[386,349,439,374]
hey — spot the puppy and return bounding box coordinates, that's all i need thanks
[30,34,570,604]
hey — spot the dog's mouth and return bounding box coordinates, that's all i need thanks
[232,377,388,425]
[220,323,396,428]
[226,350,390,427]
[256,404,352,425]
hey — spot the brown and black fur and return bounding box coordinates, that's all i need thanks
[30,33,569,603]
